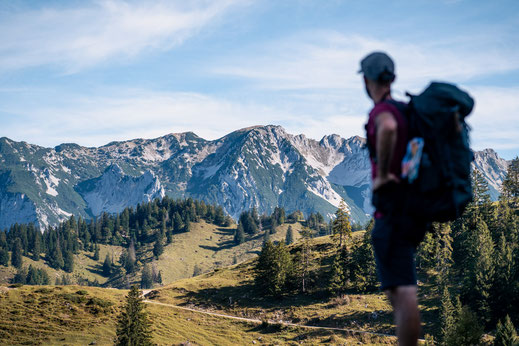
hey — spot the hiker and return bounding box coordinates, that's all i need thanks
[360,51,427,346]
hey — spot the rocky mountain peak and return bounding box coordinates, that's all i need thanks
[0,127,511,229]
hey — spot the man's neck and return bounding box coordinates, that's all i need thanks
[371,88,392,104]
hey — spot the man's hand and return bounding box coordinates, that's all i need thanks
[373,172,400,191]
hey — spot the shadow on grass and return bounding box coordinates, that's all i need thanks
[244,313,394,342]
[214,227,235,236]
[85,264,104,276]
[199,240,235,252]
[174,282,327,310]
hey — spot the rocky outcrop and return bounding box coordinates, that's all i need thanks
[77,164,165,216]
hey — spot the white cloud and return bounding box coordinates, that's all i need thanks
[0,0,243,72]
[1,84,517,158]
[0,90,301,147]
[468,86,519,151]
[213,31,519,91]
[210,31,519,156]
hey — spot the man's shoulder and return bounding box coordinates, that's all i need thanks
[370,99,406,117]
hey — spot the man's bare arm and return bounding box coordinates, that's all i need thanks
[374,111,399,190]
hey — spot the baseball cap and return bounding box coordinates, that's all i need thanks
[358,51,395,82]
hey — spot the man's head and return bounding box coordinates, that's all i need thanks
[358,51,395,102]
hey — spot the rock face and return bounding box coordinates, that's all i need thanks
[77,164,165,216]
[0,191,38,230]
[0,126,510,229]
[472,149,509,200]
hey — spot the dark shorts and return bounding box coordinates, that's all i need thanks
[371,182,429,290]
[371,215,418,290]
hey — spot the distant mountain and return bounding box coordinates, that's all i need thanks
[0,126,510,229]
[472,149,509,200]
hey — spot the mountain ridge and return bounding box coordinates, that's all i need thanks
[0,126,510,229]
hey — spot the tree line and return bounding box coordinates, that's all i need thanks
[255,199,377,297]
[233,206,329,246]
[0,197,231,285]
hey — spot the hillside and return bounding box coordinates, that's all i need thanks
[0,231,401,345]
[151,220,305,284]
[145,232,440,339]
[0,218,308,288]
[0,283,393,345]
[0,244,122,286]
[107,219,307,287]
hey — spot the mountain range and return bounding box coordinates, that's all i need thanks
[0,125,510,229]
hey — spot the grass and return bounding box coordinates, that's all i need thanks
[0,285,124,345]
[0,244,123,286]
[0,227,443,344]
[0,284,393,345]
[120,220,307,286]
[0,221,305,288]
[147,232,402,342]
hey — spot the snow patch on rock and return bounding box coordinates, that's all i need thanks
[78,164,165,216]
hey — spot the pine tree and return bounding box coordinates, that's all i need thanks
[173,212,183,233]
[439,286,455,345]
[63,249,74,273]
[125,242,137,273]
[350,229,377,292]
[294,228,313,293]
[50,238,65,269]
[472,169,492,207]
[152,234,164,260]
[233,224,245,245]
[183,216,191,232]
[255,240,293,296]
[0,247,8,266]
[463,218,495,325]
[263,229,270,243]
[32,234,41,261]
[11,238,23,269]
[141,264,153,289]
[267,217,276,234]
[494,315,518,346]
[436,223,454,287]
[328,246,349,295]
[416,231,437,274]
[444,306,483,346]
[502,156,519,207]
[285,225,294,245]
[13,266,27,284]
[26,265,38,285]
[332,200,352,248]
[102,253,112,277]
[93,244,100,261]
[492,232,515,323]
[114,285,153,346]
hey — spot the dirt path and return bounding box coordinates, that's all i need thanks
[143,299,398,340]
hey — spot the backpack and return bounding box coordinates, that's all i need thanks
[388,82,475,222]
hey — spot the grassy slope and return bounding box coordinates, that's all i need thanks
[0,228,443,344]
[0,221,306,288]
[148,233,402,340]
[148,232,442,342]
[153,221,305,284]
[0,284,389,345]
[0,230,403,345]
[0,244,123,285]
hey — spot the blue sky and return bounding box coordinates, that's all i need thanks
[0,0,518,159]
